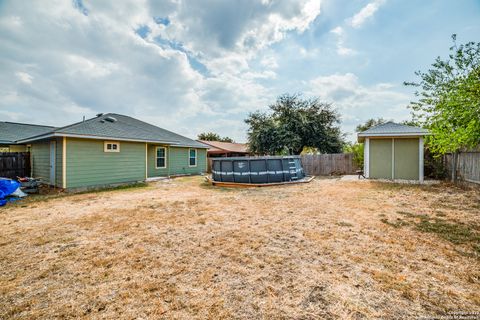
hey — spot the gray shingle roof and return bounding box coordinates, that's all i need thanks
[358,121,429,137]
[0,122,55,144]
[17,113,207,148]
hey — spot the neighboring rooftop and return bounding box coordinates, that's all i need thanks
[198,140,249,154]
[357,122,429,142]
[9,114,207,148]
[0,122,56,144]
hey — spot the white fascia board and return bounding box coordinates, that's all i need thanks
[419,137,424,182]
[357,132,428,138]
[364,138,369,178]
[17,132,178,145]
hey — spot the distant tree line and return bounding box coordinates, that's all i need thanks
[197,132,234,143]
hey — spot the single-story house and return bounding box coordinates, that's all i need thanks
[198,140,250,158]
[358,122,429,182]
[3,113,208,189]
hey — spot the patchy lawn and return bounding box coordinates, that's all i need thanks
[0,177,479,319]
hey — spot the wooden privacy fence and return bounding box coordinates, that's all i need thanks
[301,153,358,176]
[0,152,31,179]
[444,151,480,185]
[206,153,357,175]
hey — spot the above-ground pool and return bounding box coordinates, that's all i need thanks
[211,156,305,184]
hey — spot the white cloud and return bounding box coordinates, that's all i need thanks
[15,72,33,84]
[350,0,386,28]
[1,0,413,144]
[0,0,322,141]
[330,26,356,56]
[307,73,411,140]
[260,55,279,69]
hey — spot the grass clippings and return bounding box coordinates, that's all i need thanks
[0,177,479,319]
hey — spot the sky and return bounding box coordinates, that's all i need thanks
[0,0,479,142]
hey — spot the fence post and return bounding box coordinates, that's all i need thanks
[452,151,457,182]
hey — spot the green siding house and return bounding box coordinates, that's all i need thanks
[5,113,208,189]
[358,122,429,182]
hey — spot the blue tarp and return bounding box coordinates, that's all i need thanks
[0,179,21,206]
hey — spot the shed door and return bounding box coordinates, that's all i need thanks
[50,141,56,185]
[394,138,419,180]
[369,139,392,179]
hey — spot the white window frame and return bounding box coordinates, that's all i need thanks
[189,148,197,167]
[155,146,167,169]
[104,141,120,152]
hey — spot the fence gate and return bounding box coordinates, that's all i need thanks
[0,152,31,179]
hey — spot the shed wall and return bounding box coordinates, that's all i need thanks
[394,138,419,180]
[369,139,392,179]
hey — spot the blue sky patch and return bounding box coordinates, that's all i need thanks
[135,25,151,39]
[72,0,88,16]
[153,16,170,26]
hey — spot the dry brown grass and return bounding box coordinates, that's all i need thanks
[1,177,479,319]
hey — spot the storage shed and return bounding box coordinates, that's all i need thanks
[357,122,429,182]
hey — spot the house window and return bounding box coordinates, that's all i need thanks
[104,141,120,152]
[156,147,167,168]
[189,148,197,167]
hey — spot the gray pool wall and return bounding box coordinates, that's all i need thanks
[211,156,305,184]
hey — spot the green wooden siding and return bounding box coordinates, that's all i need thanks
[66,138,146,188]
[369,139,392,179]
[31,141,51,184]
[394,138,419,180]
[32,138,207,188]
[148,145,206,177]
[30,139,63,186]
[55,138,64,188]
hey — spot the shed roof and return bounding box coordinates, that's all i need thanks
[198,140,249,154]
[357,122,429,142]
[0,122,56,144]
[14,113,208,148]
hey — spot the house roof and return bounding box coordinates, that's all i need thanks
[0,122,56,144]
[13,113,208,148]
[357,122,429,142]
[198,140,249,154]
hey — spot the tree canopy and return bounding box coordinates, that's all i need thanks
[404,35,480,154]
[197,132,234,143]
[355,118,387,132]
[245,94,344,155]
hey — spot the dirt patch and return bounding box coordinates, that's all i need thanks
[0,177,479,319]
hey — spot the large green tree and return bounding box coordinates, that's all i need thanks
[197,132,234,143]
[404,35,480,155]
[245,94,344,155]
